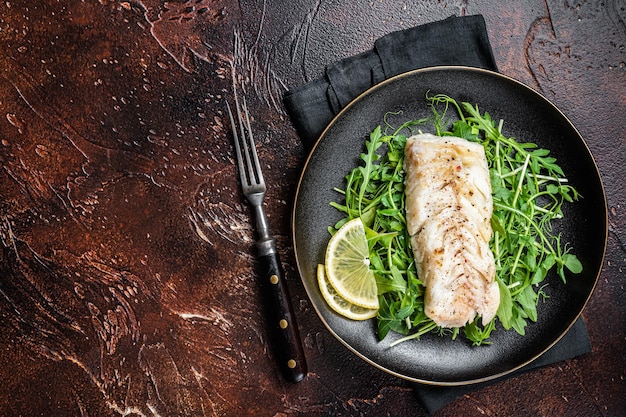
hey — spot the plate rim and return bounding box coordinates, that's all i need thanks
[291,65,608,385]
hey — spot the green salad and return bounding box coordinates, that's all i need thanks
[328,94,583,346]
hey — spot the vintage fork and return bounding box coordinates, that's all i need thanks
[226,94,307,383]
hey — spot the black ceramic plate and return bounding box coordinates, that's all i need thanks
[292,66,606,385]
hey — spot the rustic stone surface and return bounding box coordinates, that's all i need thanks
[0,1,623,416]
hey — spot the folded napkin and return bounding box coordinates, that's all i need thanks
[414,317,591,413]
[284,14,498,150]
[283,14,591,414]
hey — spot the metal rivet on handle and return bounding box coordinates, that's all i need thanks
[279,319,288,329]
[270,275,279,285]
[287,359,296,369]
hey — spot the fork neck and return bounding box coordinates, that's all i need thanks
[253,205,276,256]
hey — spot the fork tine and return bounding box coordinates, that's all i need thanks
[236,95,264,187]
[241,96,264,185]
[226,100,247,185]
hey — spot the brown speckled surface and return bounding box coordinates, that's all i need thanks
[0,1,624,416]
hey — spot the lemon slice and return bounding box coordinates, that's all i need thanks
[324,217,379,310]
[317,264,378,320]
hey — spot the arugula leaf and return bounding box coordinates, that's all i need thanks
[496,277,513,329]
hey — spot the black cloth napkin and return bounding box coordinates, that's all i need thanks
[282,14,592,414]
[284,14,498,150]
[414,317,591,413]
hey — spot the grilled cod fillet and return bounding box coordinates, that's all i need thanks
[404,133,499,328]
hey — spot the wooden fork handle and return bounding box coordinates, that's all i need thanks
[258,250,307,383]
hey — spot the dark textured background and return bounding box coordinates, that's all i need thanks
[0,1,624,416]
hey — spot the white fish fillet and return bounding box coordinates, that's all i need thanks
[404,133,499,328]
